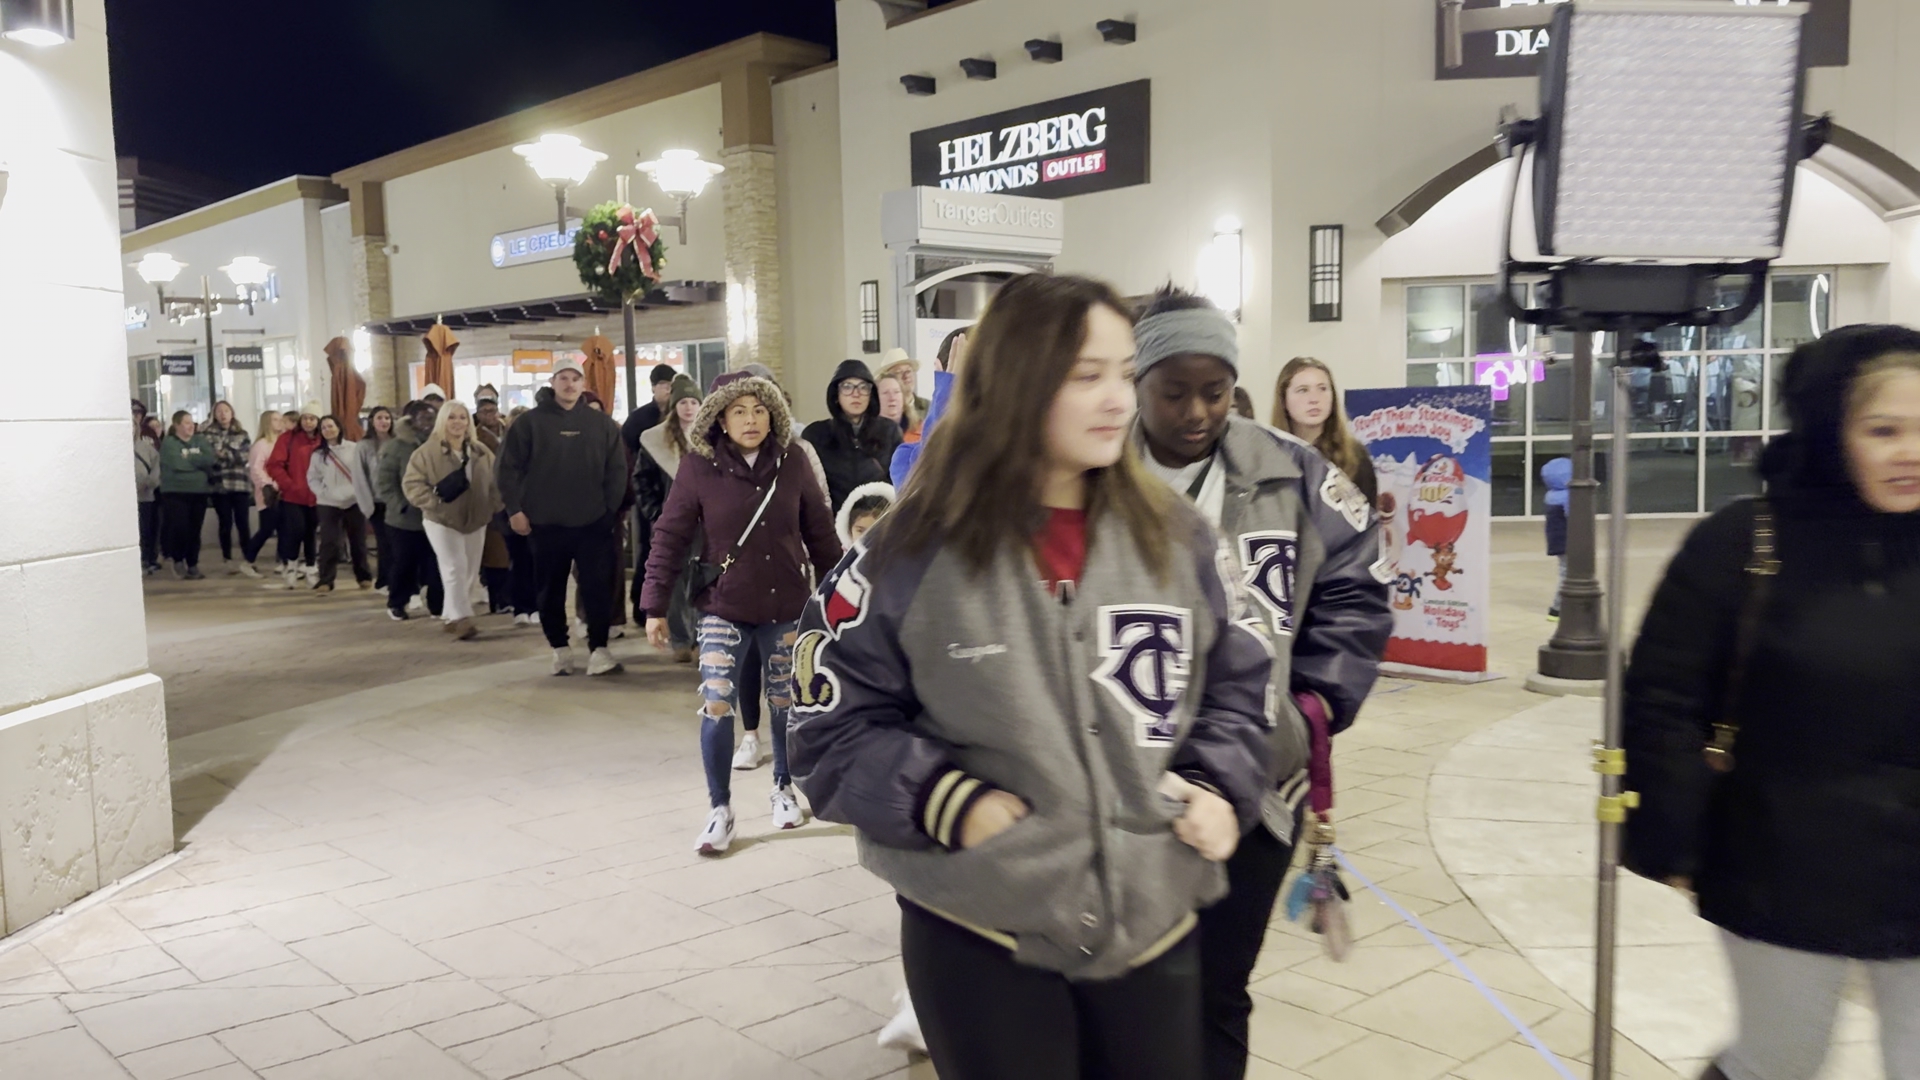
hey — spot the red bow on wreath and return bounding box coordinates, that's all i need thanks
[607,205,661,282]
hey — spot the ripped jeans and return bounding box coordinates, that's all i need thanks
[697,615,797,807]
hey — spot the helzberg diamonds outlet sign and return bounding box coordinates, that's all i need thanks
[910,80,1151,200]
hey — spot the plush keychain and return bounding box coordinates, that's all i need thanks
[1281,691,1353,960]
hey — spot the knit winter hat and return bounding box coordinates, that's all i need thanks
[650,363,678,386]
[669,373,701,407]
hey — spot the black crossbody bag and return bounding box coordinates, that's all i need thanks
[687,469,780,596]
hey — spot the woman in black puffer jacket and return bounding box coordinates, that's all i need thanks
[1624,324,1920,1080]
[802,359,903,511]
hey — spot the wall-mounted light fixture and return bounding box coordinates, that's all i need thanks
[635,148,724,245]
[1024,39,1064,63]
[859,281,882,354]
[901,74,937,96]
[1198,216,1245,323]
[1096,19,1136,44]
[1309,225,1344,322]
[0,0,74,46]
[351,327,374,375]
[959,57,997,81]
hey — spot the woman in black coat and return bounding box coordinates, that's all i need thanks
[1624,324,1920,1080]
[802,359,903,510]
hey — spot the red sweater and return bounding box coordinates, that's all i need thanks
[266,430,321,506]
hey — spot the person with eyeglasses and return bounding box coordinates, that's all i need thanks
[802,360,903,511]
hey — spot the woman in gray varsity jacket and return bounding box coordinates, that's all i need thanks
[789,274,1275,1080]
[1131,287,1392,1080]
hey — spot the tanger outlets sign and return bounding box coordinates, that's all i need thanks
[909,80,1150,200]
[1435,0,1850,80]
[491,217,584,269]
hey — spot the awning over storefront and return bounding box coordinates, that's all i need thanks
[364,281,724,336]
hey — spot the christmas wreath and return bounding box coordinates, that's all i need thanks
[574,201,668,303]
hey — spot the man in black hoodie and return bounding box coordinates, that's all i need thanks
[801,359,903,510]
[497,358,629,676]
[620,363,679,458]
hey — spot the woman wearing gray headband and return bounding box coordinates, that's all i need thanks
[1131,286,1392,1080]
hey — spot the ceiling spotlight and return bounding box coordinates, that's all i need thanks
[960,57,997,80]
[1096,19,1136,44]
[0,0,74,46]
[901,74,937,96]
[1025,39,1064,63]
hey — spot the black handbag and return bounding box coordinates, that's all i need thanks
[433,448,472,504]
[688,469,781,597]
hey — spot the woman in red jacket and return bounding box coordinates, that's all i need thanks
[641,376,843,857]
[267,407,324,589]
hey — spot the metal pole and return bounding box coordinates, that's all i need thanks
[202,276,218,416]
[616,173,639,415]
[1539,330,1608,681]
[555,186,569,240]
[1592,366,1632,1080]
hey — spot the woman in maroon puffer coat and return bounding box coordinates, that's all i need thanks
[266,407,325,589]
[642,376,842,857]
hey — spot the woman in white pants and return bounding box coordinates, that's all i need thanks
[403,402,503,641]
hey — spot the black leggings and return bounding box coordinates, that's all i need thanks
[210,490,252,560]
[900,898,1204,1080]
[160,492,208,567]
[1197,821,1296,1080]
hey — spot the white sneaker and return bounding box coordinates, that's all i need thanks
[732,733,764,771]
[877,994,925,1054]
[572,617,588,641]
[552,648,575,676]
[770,785,806,830]
[695,806,735,856]
[516,613,536,627]
[587,647,623,676]
[236,562,261,579]
[280,566,299,590]
[609,623,627,639]
[302,563,319,585]
[407,594,427,614]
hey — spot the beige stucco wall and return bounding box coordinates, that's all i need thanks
[773,65,848,424]
[834,0,1920,417]
[382,84,728,319]
[0,0,174,936]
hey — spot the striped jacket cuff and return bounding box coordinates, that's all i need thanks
[918,768,996,850]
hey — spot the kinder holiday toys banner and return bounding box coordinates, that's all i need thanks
[1346,386,1493,675]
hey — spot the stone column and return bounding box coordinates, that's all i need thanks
[722,145,783,382]
[0,1,174,936]
[352,238,398,405]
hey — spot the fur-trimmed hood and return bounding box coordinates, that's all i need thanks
[834,481,896,547]
[689,376,794,459]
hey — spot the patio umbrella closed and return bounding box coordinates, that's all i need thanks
[422,323,458,401]
[581,334,617,412]
[325,337,366,440]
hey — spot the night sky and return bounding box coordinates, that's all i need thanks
[105,0,838,194]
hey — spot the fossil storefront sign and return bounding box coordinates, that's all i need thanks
[1435,0,1850,81]
[909,80,1151,199]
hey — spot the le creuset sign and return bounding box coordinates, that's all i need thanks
[491,218,584,269]
[1435,0,1850,80]
[909,80,1150,199]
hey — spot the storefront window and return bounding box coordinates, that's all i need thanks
[1405,269,1826,516]
[1405,285,1465,359]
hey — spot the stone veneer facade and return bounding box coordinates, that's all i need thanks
[0,0,175,937]
[353,234,400,406]
[721,146,784,383]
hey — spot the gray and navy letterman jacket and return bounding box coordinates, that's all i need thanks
[1138,416,1392,842]
[788,503,1276,982]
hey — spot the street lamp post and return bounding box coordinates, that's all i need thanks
[134,252,273,412]
[1538,330,1607,682]
[635,149,724,246]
